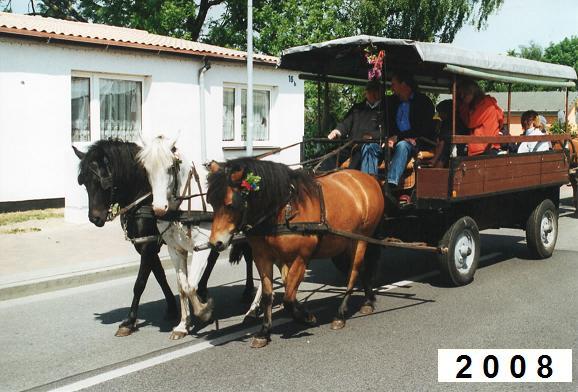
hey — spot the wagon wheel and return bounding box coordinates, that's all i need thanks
[438,216,480,286]
[525,199,558,259]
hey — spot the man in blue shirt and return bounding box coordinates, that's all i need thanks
[386,72,435,193]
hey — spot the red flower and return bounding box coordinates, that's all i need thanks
[240,180,252,192]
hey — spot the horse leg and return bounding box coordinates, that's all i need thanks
[242,244,255,302]
[331,240,367,330]
[167,246,191,340]
[359,244,379,315]
[197,249,219,302]
[243,281,262,321]
[149,253,178,321]
[115,259,152,337]
[283,257,316,325]
[185,249,213,323]
[250,254,274,348]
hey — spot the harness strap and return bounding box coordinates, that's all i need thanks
[191,161,207,212]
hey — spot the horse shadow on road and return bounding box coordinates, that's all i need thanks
[93,281,267,335]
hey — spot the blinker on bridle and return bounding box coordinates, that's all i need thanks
[86,155,118,221]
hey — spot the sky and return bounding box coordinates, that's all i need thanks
[453,0,578,54]
[6,0,578,55]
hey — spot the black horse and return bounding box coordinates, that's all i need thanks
[73,140,254,337]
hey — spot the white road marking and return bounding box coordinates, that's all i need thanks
[49,318,291,392]
[48,271,438,391]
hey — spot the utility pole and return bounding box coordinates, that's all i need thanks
[246,0,254,156]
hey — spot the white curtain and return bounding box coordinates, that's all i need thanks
[241,89,270,141]
[99,79,142,141]
[222,88,235,141]
[71,77,90,142]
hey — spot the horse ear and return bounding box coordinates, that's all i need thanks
[72,146,85,160]
[207,160,221,174]
[230,167,245,183]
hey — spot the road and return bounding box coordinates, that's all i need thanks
[1,198,577,392]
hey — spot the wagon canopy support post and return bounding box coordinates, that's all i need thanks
[451,75,457,158]
[322,81,329,134]
[507,84,512,133]
[565,88,569,132]
[382,51,390,173]
[317,80,322,136]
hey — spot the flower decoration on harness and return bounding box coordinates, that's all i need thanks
[365,48,385,81]
[240,172,261,197]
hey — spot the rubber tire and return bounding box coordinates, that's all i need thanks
[525,199,558,259]
[438,216,480,286]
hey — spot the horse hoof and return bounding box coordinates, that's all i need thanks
[304,313,317,326]
[250,336,269,348]
[115,326,136,337]
[359,304,375,315]
[330,319,345,330]
[169,330,188,340]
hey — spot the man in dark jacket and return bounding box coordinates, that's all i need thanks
[328,80,382,174]
[386,72,435,189]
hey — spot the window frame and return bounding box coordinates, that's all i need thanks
[71,71,145,145]
[221,83,274,148]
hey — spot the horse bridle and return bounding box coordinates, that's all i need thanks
[86,156,119,221]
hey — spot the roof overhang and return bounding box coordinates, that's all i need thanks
[279,35,577,88]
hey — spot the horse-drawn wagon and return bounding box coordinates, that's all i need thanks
[277,35,578,286]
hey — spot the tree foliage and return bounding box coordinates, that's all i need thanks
[482,37,578,92]
[207,0,504,55]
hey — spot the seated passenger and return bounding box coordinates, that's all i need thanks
[386,72,435,190]
[327,80,382,174]
[431,99,467,167]
[517,110,551,153]
[458,79,504,156]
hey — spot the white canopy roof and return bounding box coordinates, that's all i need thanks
[279,35,577,87]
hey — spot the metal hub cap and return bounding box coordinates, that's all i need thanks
[540,211,556,247]
[455,229,475,274]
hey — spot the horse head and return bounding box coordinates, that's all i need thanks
[73,144,115,227]
[206,160,248,251]
[137,134,188,217]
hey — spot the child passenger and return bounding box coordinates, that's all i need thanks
[517,110,551,153]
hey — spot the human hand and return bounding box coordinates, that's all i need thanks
[407,138,417,146]
[327,129,341,140]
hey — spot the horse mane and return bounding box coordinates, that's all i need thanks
[207,157,317,222]
[80,139,150,203]
[136,135,191,192]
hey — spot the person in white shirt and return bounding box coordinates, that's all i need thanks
[517,110,551,153]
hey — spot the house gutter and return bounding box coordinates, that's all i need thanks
[198,58,211,163]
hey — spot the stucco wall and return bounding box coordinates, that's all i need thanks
[0,37,304,221]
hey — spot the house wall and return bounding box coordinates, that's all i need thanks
[0,37,303,221]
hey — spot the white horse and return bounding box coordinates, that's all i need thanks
[137,135,213,340]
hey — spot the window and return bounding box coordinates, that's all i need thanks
[222,85,271,143]
[71,77,90,142]
[70,74,143,143]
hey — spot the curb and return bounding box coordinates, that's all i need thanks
[0,258,174,301]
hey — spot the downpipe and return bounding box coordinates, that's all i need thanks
[198,58,211,163]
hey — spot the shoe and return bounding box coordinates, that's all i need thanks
[383,182,399,207]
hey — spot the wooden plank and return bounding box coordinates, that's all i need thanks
[452,182,484,197]
[540,152,567,162]
[540,172,568,184]
[452,135,571,144]
[485,162,541,180]
[485,175,541,193]
[416,168,449,199]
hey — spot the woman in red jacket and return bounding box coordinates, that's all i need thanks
[458,79,504,156]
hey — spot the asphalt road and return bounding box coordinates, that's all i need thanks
[1,199,577,392]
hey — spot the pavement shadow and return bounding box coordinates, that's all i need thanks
[93,297,178,333]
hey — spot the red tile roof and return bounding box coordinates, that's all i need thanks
[0,12,278,65]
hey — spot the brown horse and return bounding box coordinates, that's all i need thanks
[207,158,384,348]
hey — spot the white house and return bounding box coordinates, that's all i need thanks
[0,12,304,222]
